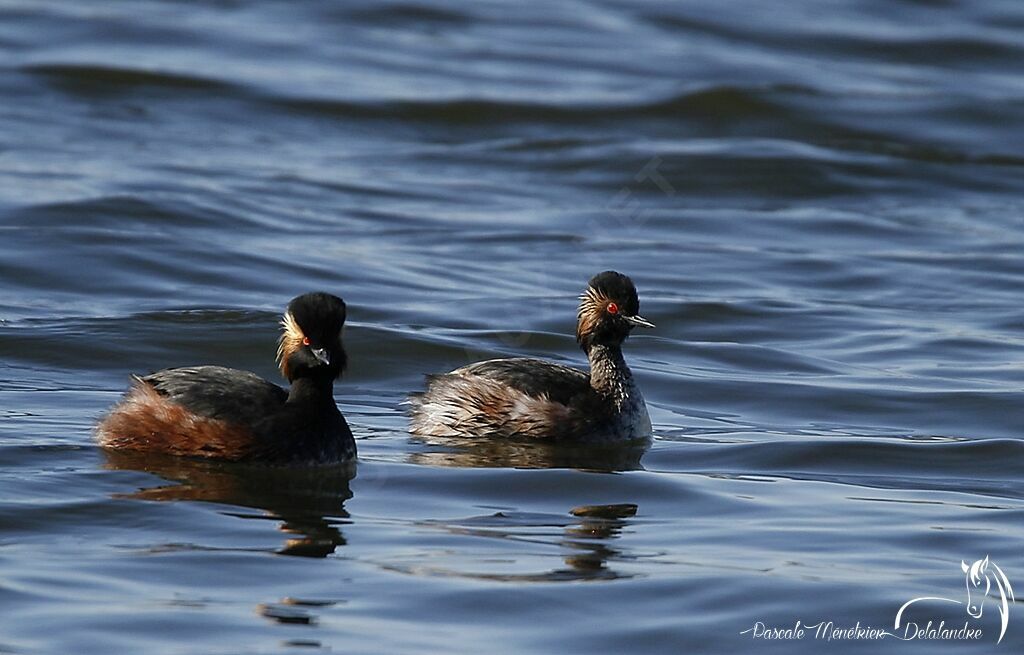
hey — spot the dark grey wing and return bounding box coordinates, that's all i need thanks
[141,366,288,423]
[453,358,590,405]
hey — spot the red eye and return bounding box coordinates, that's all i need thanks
[302,336,310,346]
[607,302,619,314]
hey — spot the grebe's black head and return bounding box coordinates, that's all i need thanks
[276,292,348,382]
[576,271,654,351]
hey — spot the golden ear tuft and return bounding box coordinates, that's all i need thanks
[276,311,305,379]
[576,286,611,342]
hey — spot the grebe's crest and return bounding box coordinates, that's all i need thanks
[276,292,347,380]
[576,271,652,349]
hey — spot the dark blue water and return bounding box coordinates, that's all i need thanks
[2,1,1024,652]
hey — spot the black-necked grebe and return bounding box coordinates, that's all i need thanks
[408,271,654,442]
[96,292,355,463]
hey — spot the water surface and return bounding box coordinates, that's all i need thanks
[2,1,1024,652]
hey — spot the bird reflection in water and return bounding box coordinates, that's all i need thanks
[401,435,645,580]
[384,503,640,583]
[408,434,647,472]
[562,503,639,577]
[103,450,355,558]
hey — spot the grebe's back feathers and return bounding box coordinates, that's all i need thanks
[142,366,288,423]
[452,358,589,404]
[409,358,603,440]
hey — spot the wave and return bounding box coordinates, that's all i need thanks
[20,62,1024,171]
[272,84,795,123]
[21,63,238,95]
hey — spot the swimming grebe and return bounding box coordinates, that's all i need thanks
[96,292,356,463]
[408,271,654,441]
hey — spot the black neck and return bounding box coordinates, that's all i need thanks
[586,343,632,398]
[286,376,336,407]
